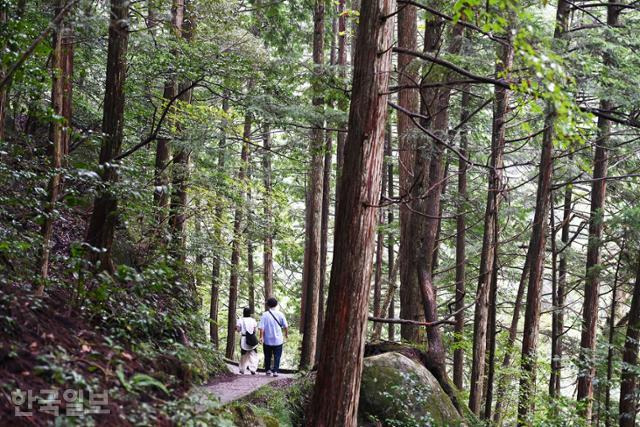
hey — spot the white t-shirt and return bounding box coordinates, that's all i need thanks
[237,317,258,351]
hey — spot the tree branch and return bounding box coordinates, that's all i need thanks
[114,78,202,161]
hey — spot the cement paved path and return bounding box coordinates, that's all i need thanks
[202,363,294,405]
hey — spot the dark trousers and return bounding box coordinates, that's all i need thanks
[263,344,283,373]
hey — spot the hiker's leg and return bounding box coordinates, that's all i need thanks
[249,349,258,373]
[263,344,273,372]
[273,344,283,373]
[239,350,248,374]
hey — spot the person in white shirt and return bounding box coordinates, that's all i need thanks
[236,307,259,374]
[258,297,289,376]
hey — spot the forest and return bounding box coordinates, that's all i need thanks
[0,0,639,425]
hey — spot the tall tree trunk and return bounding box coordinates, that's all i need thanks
[619,252,640,427]
[604,240,623,427]
[318,129,333,353]
[516,2,568,422]
[549,197,560,399]
[85,0,129,272]
[262,124,273,301]
[373,143,387,319]
[317,12,338,358]
[453,89,469,390]
[410,16,463,381]
[469,36,513,415]
[60,5,73,156]
[300,0,325,370]
[169,145,190,261]
[154,0,184,237]
[386,127,395,341]
[225,110,251,359]
[154,82,174,236]
[168,6,194,262]
[516,112,555,427]
[334,0,347,212]
[210,96,229,348]
[484,247,499,419]
[550,160,572,399]
[247,161,255,314]
[37,0,70,296]
[0,6,7,142]
[307,0,395,422]
[397,0,422,343]
[492,242,532,423]
[577,2,619,418]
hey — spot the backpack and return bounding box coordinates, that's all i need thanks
[243,320,259,347]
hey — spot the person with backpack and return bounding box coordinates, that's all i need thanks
[236,307,259,375]
[258,297,289,376]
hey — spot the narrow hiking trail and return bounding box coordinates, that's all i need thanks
[203,363,295,404]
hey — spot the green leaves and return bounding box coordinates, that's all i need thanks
[116,365,170,396]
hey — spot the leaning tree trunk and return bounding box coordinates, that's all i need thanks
[619,252,640,427]
[397,0,423,343]
[225,110,251,359]
[85,0,129,272]
[299,0,325,370]
[577,2,619,418]
[307,0,395,423]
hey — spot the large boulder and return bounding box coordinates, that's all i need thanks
[359,352,465,426]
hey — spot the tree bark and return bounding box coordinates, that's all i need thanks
[453,88,469,390]
[492,242,532,423]
[168,5,194,262]
[484,247,499,419]
[550,159,572,400]
[37,0,70,296]
[516,1,569,422]
[0,6,6,142]
[247,159,255,314]
[397,0,423,343]
[469,36,512,415]
[85,0,129,272]
[299,0,325,370]
[619,252,640,427]
[577,1,619,417]
[517,111,555,427]
[603,240,623,427]
[373,137,387,319]
[307,0,395,423]
[210,96,229,348]
[334,0,347,214]
[386,123,395,342]
[318,127,333,354]
[262,124,274,301]
[225,110,251,359]
[410,15,463,379]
